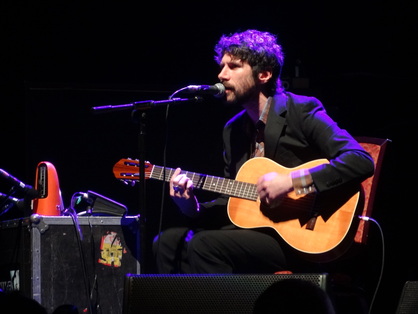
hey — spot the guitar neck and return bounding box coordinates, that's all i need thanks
[150,165,258,201]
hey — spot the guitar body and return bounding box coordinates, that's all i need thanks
[228,157,361,262]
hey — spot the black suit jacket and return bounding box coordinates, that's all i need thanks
[199,91,374,224]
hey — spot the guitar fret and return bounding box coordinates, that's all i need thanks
[237,181,246,198]
[152,166,175,182]
[214,177,221,192]
[220,177,230,194]
[204,176,216,192]
[233,181,242,197]
[205,176,219,193]
[190,172,196,186]
[236,181,258,201]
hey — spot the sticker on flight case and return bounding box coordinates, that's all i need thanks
[98,231,127,267]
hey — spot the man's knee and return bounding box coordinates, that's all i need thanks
[187,231,233,273]
[187,231,219,258]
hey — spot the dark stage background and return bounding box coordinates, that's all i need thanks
[1,1,417,312]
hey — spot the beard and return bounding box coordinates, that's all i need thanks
[222,82,259,107]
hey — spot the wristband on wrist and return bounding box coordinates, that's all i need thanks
[291,169,317,195]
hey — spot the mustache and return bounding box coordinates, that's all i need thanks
[222,83,233,90]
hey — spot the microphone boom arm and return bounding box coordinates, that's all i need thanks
[91,97,200,114]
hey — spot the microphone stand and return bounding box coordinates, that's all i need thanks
[92,97,199,273]
[132,108,148,273]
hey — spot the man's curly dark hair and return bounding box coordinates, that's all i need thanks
[214,29,285,96]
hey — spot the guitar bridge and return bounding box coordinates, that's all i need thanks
[306,214,318,231]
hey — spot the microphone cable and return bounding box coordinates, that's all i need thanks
[358,215,385,314]
[63,193,94,313]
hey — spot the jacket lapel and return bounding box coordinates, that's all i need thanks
[264,93,288,159]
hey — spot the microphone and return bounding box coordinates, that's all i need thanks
[0,192,27,211]
[0,168,39,198]
[183,83,225,98]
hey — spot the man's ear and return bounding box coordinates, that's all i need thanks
[258,70,273,84]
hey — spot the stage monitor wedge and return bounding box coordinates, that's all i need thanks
[123,273,328,314]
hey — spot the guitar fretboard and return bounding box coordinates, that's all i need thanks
[151,165,258,201]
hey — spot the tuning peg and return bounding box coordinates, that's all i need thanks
[120,179,136,187]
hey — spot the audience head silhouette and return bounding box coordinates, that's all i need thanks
[0,290,47,314]
[253,278,336,314]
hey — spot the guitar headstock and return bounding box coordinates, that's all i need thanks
[113,158,153,185]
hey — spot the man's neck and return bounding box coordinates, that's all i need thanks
[243,93,270,124]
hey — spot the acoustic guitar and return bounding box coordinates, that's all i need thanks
[113,157,361,262]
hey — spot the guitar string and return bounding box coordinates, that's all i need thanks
[137,164,319,210]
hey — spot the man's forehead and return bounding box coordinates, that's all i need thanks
[221,53,243,63]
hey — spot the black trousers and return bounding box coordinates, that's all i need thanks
[152,225,288,274]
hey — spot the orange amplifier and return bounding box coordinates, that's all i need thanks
[32,161,64,216]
